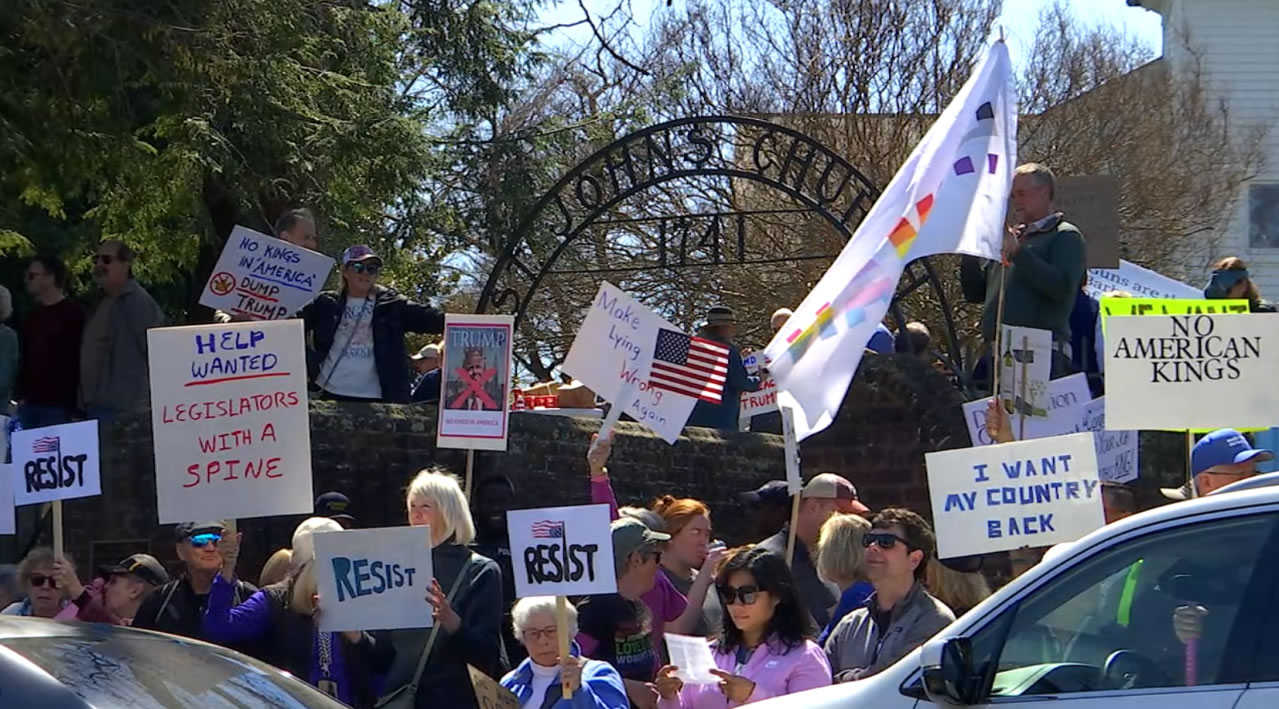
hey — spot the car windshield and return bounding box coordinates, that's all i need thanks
[4,630,344,708]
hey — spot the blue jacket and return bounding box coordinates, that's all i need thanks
[500,644,628,709]
[686,341,760,431]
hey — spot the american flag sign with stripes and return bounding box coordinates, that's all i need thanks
[531,520,565,539]
[31,437,60,454]
[649,328,731,403]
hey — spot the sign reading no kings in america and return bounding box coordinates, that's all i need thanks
[1105,313,1279,431]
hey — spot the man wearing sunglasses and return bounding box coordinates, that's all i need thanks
[79,239,165,424]
[824,508,955,682]
[300,244,444,402]
[134,521,263,657]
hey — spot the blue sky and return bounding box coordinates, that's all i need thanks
[537,0,1166,70]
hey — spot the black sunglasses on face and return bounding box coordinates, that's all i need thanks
[862,532,911,550]
[347,261,380,275]
[719,584,761,605]
[29,574,59,589]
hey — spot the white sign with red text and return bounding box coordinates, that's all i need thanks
[148,320,313,523]
[740,353,778,419]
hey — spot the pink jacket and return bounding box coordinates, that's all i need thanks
[659,638,832,708]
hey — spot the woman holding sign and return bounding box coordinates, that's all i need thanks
[202,518,397,708]
[501,596,629,708]
[380,467,506,709]
[654,547,831,707]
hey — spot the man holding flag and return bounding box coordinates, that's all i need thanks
[765,39,1017,441]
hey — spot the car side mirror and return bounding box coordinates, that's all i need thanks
[921,637,984,705]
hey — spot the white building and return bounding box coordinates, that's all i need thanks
[1129,0,1279,295]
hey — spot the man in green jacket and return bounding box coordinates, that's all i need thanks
[961,163,1086,383]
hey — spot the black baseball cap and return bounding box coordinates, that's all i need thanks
[739,481,792,506]
[101,554,170,587]
[174,521,227,542]
[315,492,355,524]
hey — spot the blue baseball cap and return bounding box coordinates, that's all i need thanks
[1191,429,1271,476]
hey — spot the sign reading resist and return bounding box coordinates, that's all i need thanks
[1105,313,1279,431]
[926,432,1104,558]
[313,525,433,632]
[507,504,616,598]
[11,420,101,506]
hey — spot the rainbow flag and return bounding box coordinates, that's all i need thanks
[765,40,1017,440]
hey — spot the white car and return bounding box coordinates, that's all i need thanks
[754,484,1279,708]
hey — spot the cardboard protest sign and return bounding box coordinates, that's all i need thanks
[11,420,101,506]
[199,226,334,319]
[562,283,696,443]
[741,353,778,420]
[437,314,514,451]
[148,321,313,523]
[998,325,1052,418]
[469,665,521,709]
[507,504,616,598]
[1086,260,1201,301]
[313,526,433,632]
[926,432,1105,558]
[1105,313,1279,431]
[1056,175,1120,268]
[0,464,14,535]
[1075,398,1138,483]
[963,374,1092,446]
[1098,297,1249,335]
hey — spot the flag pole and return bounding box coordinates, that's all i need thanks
[991,261,1009,399]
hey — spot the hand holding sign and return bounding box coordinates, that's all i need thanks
[426,577,462,633]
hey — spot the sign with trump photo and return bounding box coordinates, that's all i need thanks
[437,314,515,451]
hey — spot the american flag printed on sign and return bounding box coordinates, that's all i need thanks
[650,328,731,403]
[31,437,60,454]
[531,521,565,539]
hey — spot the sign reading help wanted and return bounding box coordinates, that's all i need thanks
[11,420,101,506]
[199,226,334,320]
[562,282,696,443]
[148,320,313,523]
[926,432,1104,558]
[313,526,434,632]
[507,504,616,598]
[1105,313,1279,431]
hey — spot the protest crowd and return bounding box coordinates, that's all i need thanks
[2,43,1276,709]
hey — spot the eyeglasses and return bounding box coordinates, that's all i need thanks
[347,261,381,275]
[25,271,44,281]
[92,254,114,265]
[29,574,59,589]
[188,533,222,548]
[862,532,910,550]
[522,626,558,642]
[719,584,761,606]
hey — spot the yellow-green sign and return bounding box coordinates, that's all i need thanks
[1099,297,1250,336]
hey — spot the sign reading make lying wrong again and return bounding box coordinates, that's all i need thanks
[1105,313,1279,431]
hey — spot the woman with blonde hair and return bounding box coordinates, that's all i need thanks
[380,467,505,709]
[924,557,991,617]
[1,547,68,617]
[813,514,873,643]
[202,517,395,707]
[258,548,293,588]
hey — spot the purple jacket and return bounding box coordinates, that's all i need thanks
[659,638,831,707]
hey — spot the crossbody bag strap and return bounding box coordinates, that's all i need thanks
[405,552,476,692]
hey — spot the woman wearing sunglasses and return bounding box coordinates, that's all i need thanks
[654,547,831,707]
[300,244,444,403]
[1,547,69,617]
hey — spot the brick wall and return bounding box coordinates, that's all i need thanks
[53,354,1183,581]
